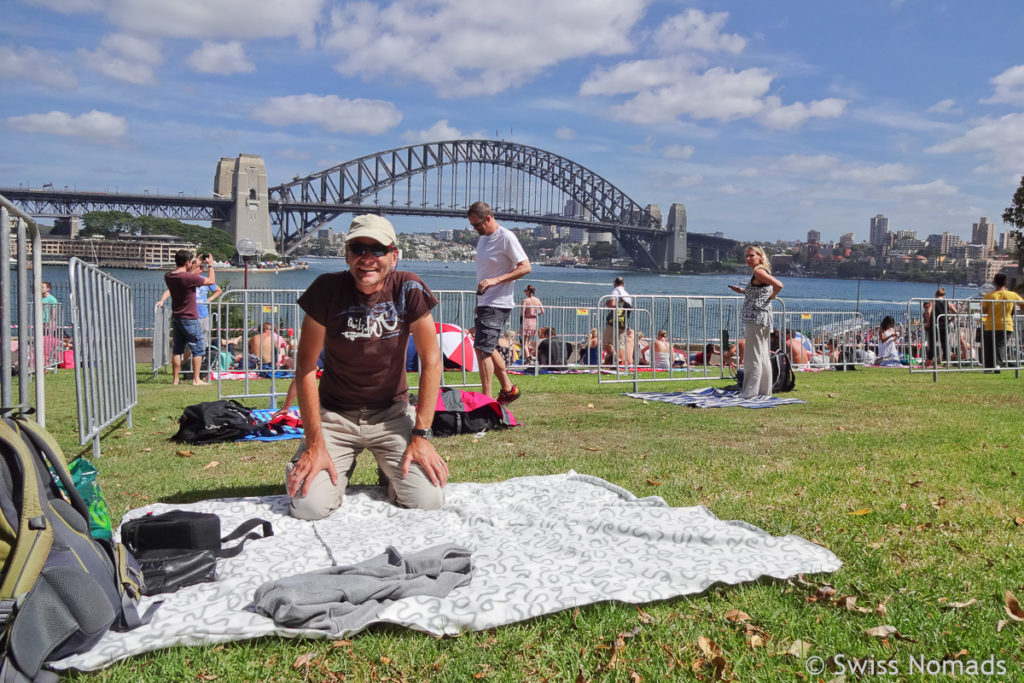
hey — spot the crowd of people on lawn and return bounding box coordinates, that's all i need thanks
[114,206,1024,517]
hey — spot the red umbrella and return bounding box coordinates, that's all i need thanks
[436,322,476,371]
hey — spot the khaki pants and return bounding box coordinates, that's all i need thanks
[287,402,444,520]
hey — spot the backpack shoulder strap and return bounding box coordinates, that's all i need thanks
[0,419,53,602]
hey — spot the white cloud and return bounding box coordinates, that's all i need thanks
[579,9,845,130]
[673,174,703,187]
[80,33,163,85]
[981,64,1024,106]
[603,66,775,124]
[276,147,310,160]
[186,42,255,75]
[4,110,128,140]
[781,154,912,184]
[758,96,846,130]
[890,179,958,196]
[401,119,484,143]
[252,94,402,134]
[662,144,694,160]
[927,98,957,114]
[106,0,323,48]
[554,126,575,141]
[0,46,77,89]
[926,112,1024,172]
[323,0,645,97]
[853,106,956,132]
[781,154,838,174]
[651,9,746,55]
[580,55,705,97]
[27,0,104,11]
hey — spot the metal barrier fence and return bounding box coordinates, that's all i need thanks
[596,295,786,389]
[152,301,172,373]
[779,309,867,369]
[68,257,137,456]
[1,197,47,423]
[907,297,1022,379]
[210,289,303,408]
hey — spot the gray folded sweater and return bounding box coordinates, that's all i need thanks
[253,544,472,633]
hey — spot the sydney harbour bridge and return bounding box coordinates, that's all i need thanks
[1,140,735,270]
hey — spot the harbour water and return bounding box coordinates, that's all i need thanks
[38,257,965,306]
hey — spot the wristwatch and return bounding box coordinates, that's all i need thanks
[411,427,433,440]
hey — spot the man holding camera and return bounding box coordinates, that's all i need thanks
[162,250,215,385]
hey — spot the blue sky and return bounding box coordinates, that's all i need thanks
[3,0,1024,244]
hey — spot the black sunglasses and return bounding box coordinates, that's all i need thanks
[347,242,393,257]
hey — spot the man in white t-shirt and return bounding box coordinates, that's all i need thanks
[468,201,531,404]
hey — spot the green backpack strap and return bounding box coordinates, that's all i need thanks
[13,418,153,629]
[0,419,53,602]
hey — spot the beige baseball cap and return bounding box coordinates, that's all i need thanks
[346,214,396,246]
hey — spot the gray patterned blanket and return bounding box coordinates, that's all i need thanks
[54,472,840,671]
[625,387,808,408]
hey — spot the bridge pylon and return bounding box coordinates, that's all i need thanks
[213,154,276,256]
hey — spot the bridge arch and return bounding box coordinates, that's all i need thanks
[268,139,663,260]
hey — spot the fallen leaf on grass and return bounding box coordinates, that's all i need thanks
[203,461,220,470]
[942,598,977,610]
[748,634,765,649]
[723,609,750,623]
[695,637,728,680]
[240,455,256,462]
[908,480,923,487]
[827,393,837,398]
[863,625,916,642]
[583,446,600,451]
[636,606,656,624]
[587,403,594,408]
[647,479,662,486]
[331,639,352,647]
[848,508,872,516]
[836,596,874,614]
[787,640,812,658]
[197,675,217,681]
[293,653,317,668]
[1004,591,1024,621]
[629,671,641,683]
[176,450,193,458]
[142,447,152,452]
[1014,516,1024,527]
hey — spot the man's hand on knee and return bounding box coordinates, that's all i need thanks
[402,439,448,487]
[288,443,337,497]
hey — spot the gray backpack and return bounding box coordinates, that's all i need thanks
[0,416,148,682]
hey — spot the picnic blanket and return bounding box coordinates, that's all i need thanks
[53,471,839,672]
[625,387,808,409]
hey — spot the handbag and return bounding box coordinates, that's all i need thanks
[121,511,273,595]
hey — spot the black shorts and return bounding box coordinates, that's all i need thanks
[473,306,512,355]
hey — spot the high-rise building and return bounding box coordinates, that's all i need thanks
[971,217,996,251]
[807,229,821,244]
[839,232,854,248]
[869,214,889,252]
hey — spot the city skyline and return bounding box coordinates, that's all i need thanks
[3,1,1024,243]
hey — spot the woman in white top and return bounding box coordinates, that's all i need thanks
[877,316,899,361]
[729,246,783,398]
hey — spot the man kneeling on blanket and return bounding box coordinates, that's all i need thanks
[286,215,448,519]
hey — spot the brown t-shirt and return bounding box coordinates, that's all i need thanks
[298,270,437,411]
[164,270,207,319]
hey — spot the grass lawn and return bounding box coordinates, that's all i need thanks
[30,365,1024,681]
